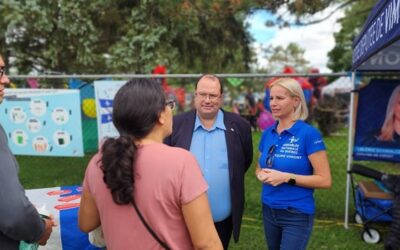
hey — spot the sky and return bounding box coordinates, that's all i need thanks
[246,6,345,73]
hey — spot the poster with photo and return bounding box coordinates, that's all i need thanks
[94,80,126,145]
[0,89,84,156]
[353,79,400,162]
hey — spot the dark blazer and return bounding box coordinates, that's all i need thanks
[164,109,253,242]
[0,125,45,249]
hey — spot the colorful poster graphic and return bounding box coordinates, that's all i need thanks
[94,80,126,145]
[0,89,84,156]
[26,186,102,250]
[354,79,400,162]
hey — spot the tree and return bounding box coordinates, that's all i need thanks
[0,0,360,74]
[327,0,376,71]
[262,42,310,72]
[0,0,257,74]
[254,0,358,27]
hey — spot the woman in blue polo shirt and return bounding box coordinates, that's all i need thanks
[255,77,332,250]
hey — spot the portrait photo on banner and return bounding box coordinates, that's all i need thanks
[354,79,400,162]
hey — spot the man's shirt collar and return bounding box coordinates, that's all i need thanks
[194,109,226,131]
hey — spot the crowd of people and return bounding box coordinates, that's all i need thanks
[1,53,332,249]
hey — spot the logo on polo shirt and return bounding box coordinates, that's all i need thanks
[288,136,299,144]
[280,136,301,159]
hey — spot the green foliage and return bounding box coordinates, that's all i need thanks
[262,42,310,72]
[108,7,171,73]
[0,0,255,74]
[313,95,349,136]
[327,0,376,71]
[0,0,358,75]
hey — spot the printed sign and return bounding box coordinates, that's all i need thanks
[94,80,126,145]
[354,79,400,162]
[0,89,84,156]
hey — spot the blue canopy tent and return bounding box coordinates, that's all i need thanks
[344,0,400,230]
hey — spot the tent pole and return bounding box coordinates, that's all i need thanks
[344,72,356,229]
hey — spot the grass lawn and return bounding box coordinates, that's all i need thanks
[17,131,393,249]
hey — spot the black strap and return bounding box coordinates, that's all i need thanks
[131,199,170,249]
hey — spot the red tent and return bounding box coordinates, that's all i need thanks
[263,66,314,110]
[264,66,313,90]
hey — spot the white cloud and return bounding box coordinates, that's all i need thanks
[249,6,344,73]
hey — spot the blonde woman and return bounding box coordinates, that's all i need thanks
[377,85,400,142]
[255,78,331,250]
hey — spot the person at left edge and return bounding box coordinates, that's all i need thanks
[0,54,56,249]
[164,74,253,249]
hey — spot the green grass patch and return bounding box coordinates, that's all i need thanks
[17,154,94,189]
[17,131,394,249]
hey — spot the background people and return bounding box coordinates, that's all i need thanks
[165,74,253,249]
[78,78,222,249]
[231,100,240,115]
[245,87,258,131]
[255,78,331,250]
[0,54,55,249]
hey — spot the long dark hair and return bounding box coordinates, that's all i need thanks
[101,78,166,205]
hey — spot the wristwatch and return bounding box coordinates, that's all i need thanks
[288,175,296,185]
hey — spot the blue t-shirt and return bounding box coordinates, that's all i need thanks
[258,120,326,214]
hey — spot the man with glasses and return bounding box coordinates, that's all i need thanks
[0,54,55,249]
[165,74,253,249]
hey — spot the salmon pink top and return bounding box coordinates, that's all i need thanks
[83,143,208,250]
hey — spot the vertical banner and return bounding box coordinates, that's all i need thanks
[0,89,84,156]
[94,80,126,146]
[353,79,400,162]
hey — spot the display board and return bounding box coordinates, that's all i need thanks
[353,79,400,162]
[0,89,84,156]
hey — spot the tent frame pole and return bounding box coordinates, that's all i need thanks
[344,71,356,229]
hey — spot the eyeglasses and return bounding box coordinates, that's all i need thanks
[165,100,176,110]
[195,92,220,101]
[266,145,276,168]
[0,67,5,79]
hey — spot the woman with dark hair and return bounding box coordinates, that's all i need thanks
[78,79,222,249]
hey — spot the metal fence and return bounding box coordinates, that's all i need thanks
[10,72,397,223]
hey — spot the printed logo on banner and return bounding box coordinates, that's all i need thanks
[94,81,127,146]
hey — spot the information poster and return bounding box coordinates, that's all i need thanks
[354,79,400,162]
[0,89,84,156]
[94,80,126,145]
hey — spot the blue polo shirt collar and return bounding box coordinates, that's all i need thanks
[272,120,304,136]
[194,109,226,131]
